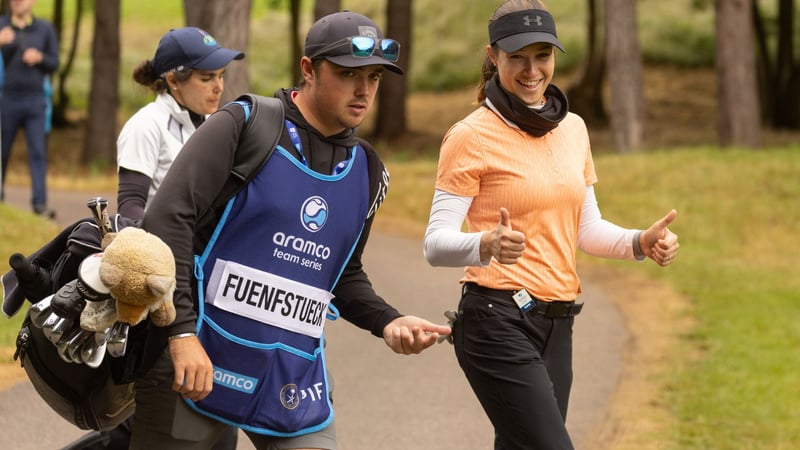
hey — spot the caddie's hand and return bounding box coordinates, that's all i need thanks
[383,315,452,355]
[169,335,214,401]
[481,208,525,264]
[640,209,680,266]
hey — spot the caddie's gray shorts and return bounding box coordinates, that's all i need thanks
[129,347,337,450]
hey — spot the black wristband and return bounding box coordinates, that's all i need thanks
[632,231,645,260]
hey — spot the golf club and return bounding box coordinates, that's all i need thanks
[81,329,109,368]
[41,313,73,345]
[29,294,54,327]
[56,326,84,363]
[106,322,129,358]
[66,329,95,364]
[87,197,113,236]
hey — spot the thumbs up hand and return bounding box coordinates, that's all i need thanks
[480,208,526,264]
[640,209,680,266]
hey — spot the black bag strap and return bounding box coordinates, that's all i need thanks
[227,94,285,188]
[195,94,285,237]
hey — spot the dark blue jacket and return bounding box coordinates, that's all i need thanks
[0,15,59,98]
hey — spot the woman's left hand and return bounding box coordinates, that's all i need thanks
[640,209,680,266]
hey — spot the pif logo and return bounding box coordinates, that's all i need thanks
[280,384,300,410]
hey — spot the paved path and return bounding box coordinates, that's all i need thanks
[0,185,625,449]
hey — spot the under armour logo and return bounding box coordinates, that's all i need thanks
[523,15,543,27]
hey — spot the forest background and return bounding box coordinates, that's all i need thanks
[1,0,799,449]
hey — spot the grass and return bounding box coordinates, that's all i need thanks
[589,148,800,449]
[0,205,58,348]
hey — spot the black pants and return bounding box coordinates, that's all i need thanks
[454,288,575,450]
[61,417,239,450]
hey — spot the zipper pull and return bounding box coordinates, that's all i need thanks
[14,325,30,364]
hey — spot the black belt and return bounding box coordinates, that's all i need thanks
[462,282,583,318]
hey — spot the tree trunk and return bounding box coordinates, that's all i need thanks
[751,0,771,123]
[604,0,645,152]
[82,0,119,166]
[309,0,343,88]
[183,0,251,104]
[715,0,762,147]
[566,0,606,126]
[771,0,798,128]
[374,0,410,141]
[50,0,64,127]
[290,0,301,87]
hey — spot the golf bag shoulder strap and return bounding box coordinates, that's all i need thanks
[195,94,285,239]
[229,94,285,188]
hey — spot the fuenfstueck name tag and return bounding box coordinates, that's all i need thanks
[512,288,535,313]
[205,259,333,338]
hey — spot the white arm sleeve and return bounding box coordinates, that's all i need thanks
[423,189,489,267]
[578,185,644,261]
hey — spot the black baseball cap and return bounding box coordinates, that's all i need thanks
[489,10,565,53]
[152,27,245,76]
[305,11,404,75]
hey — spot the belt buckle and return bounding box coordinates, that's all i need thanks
[544,301,571,318]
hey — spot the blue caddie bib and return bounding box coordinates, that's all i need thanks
[189,142,370,436]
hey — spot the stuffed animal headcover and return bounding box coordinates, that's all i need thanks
[98,227,176,326]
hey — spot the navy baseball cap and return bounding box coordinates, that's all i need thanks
[305,11,404,75]
[489,10,565,53]
[152,27,245,76]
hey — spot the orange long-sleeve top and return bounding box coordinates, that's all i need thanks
[434,106,597,301]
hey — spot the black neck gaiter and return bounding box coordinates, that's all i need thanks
[483,74,568,137]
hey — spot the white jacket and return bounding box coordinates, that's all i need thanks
[116,93,200,207]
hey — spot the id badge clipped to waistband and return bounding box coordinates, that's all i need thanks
[512,289,534,313]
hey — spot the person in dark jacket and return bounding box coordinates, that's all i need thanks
[0,0,59,217]
[130,11,450,450]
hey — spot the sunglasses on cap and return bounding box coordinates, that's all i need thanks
[310,36,400,62]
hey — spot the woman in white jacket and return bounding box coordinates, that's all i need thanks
[116,26,244,220]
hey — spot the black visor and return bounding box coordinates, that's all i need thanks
[489,10,564,53]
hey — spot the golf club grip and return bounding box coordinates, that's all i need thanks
[87,197,112,235]
[50,280,86,319]
[9,253,41,281]
[8,253,54,305]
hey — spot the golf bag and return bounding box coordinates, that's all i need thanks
[3,209,141,431]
